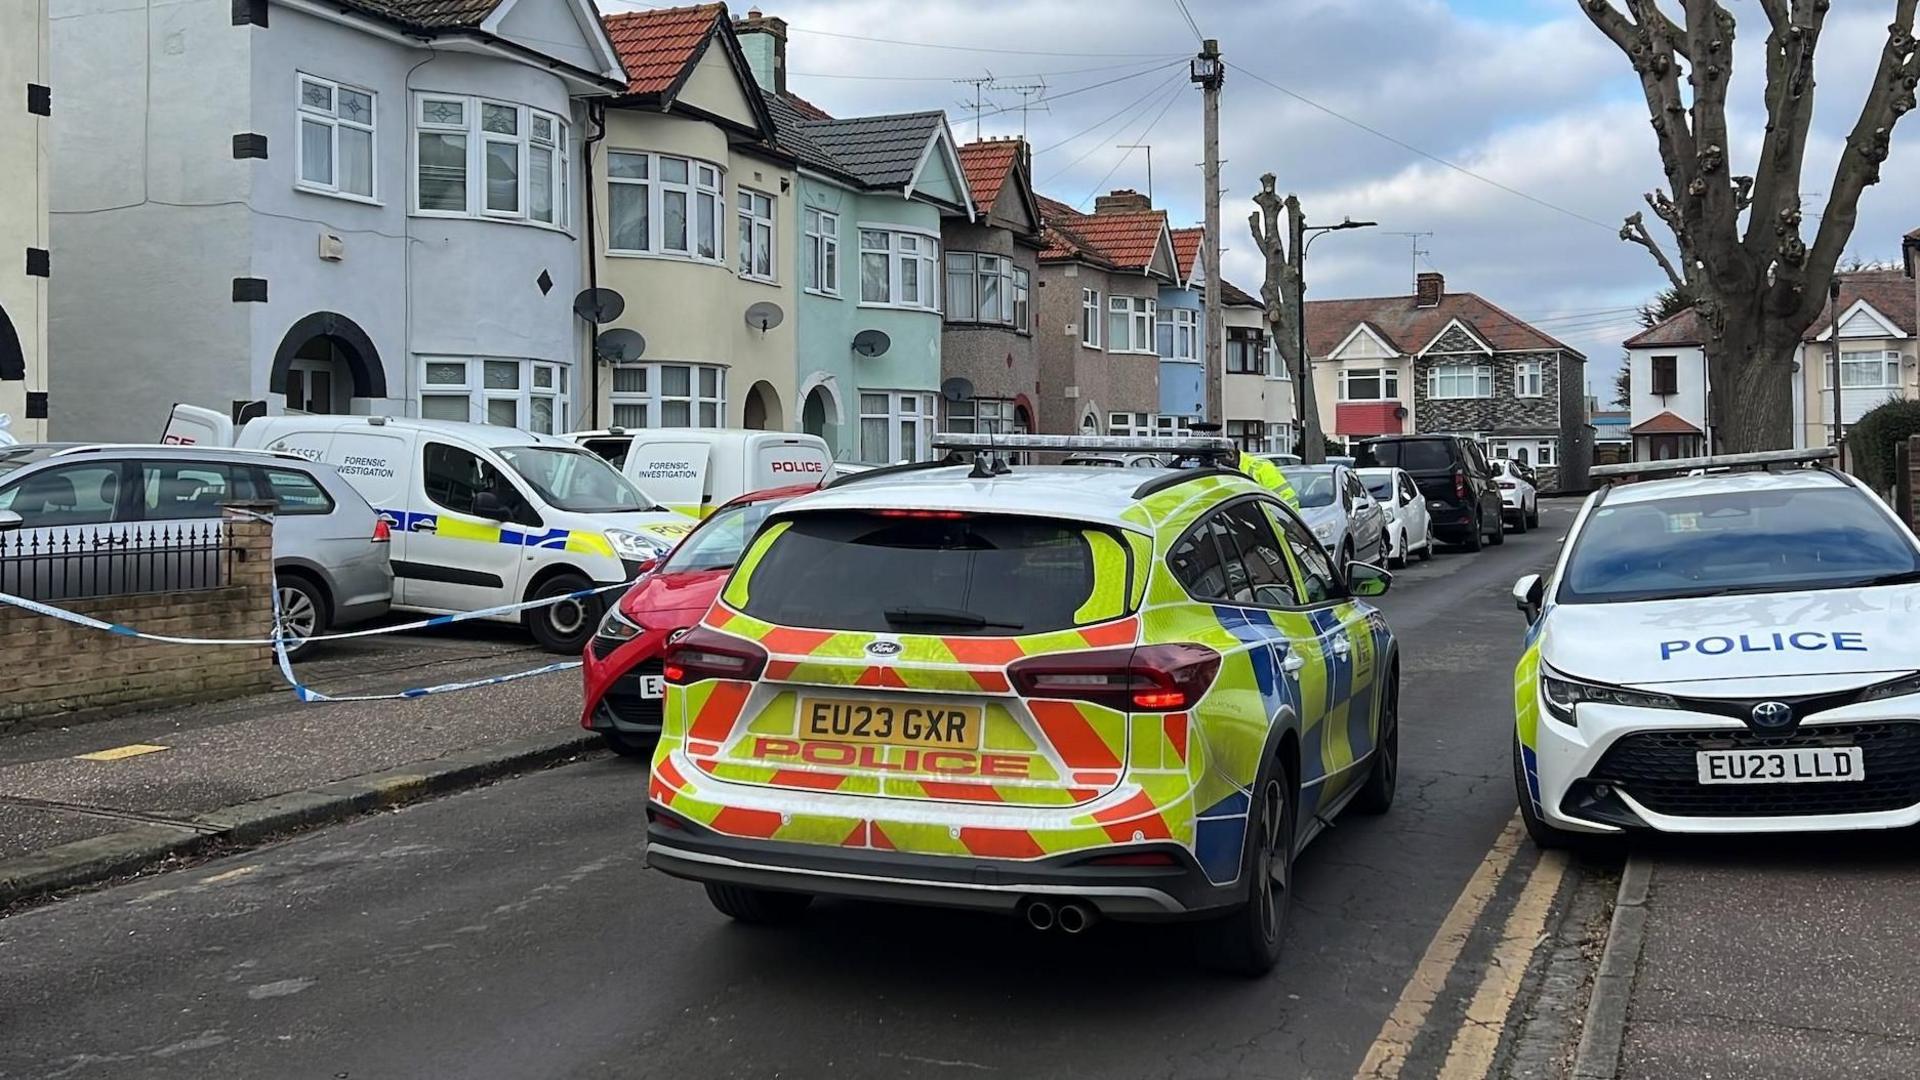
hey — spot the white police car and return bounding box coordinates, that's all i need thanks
[1510,449,1920,845]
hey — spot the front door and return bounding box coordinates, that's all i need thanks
[406,440,531,613]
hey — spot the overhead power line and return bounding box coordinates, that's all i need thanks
[1038,71,1185,185]
[1172,0,1204,43]
[788,58,1179,83]
[1078,83,1185,210]
[1035,68,1186,159]
[791,25,1187,59]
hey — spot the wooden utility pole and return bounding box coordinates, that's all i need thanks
[1193,39,1224,425]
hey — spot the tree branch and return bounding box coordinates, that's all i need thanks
[1743,1,1828,254]
[1683,1,1745,261]
[1621,211,1688,292]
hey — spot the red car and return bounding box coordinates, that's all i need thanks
[581,484,817,756]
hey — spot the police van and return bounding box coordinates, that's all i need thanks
[564,428,832,517]
[163,406,695,652]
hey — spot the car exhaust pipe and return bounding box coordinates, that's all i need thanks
[1056,901,1096,935]
[1023,899,1056,931]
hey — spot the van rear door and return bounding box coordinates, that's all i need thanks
[624,441,709,516]
[750,436,831,493]
[160,405,234,448]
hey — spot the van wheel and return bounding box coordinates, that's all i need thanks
[1463,513,1484,552]
[1198,754,1295,976]
[273,574,328,658]
[526,572,601,653]
[705,883,813,924]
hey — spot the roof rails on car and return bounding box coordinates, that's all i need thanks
[823,453,966,488]
[1589,447,1837,483]
[1131,466,1242,500]
[48,444,311,462]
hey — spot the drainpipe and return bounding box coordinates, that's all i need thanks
[583,100,608,428]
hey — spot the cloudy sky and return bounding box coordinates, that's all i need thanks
[599,0,1920,402]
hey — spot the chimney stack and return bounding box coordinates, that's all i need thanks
[733,9,788,96]
[1093,189,1152,215]
[1415,271,1444,308]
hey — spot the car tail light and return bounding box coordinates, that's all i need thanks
[1498,481,1516,490]
[372,519,391,543]
[1453,469,1468,500]
[662,626,767,684]
[1008,644,1220,713]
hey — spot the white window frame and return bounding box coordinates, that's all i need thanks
[859,390,937,463]
[605,151,724,262]
[803,207,840,296]
[412,94,569,230]
[1836,348,1903,389]
[1108,411,1153,437]
[417,357,571,432]
[297,74,377,204]
[1514,360,1545,398]
[1489,438,1556,468]
[1081,288,1101,348]
[858,226,941,311]
[943,397,1023,435]
[608,363,727,429]
[1428,363,1494,400]
[1107,295,1155,354]
[1338,366,1399,402]
[1157,307,1200,363]
[738,187,777,282]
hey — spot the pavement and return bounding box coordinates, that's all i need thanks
[0,503,1606,1080]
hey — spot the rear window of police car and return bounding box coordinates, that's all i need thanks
[739,511,1129,635]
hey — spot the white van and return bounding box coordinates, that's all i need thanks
[564,428,832,517]
[163,406,697,652]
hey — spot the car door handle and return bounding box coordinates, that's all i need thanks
[1331,638,1351,660]
[410,520,437,534]
[1280,650,1306,674]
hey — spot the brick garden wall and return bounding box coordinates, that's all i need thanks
[0,512,276,733]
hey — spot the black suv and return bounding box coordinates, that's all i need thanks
[1356,435,1505,551]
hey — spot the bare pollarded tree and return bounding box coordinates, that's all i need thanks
[1249,175,1325,463]
[1581,1,1918,451]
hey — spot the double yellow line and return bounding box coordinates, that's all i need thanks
[1354,814,1569,1080]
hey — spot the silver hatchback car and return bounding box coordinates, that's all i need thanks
[0,444,392,652]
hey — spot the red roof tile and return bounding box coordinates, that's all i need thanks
[957,139,1022,214]
[784,93,833,121]
[1034,193,1166,271]
[1170,227,1203,284]
[1623,307,1706,348]
[1304,290,1580,359]
[1629,410,1703,435]
[604,5,722,97]
[1804,270,1916,339]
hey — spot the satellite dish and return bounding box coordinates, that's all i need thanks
[745,301,785,333]
[940,377,975,404]
[852,329,891,357]
[1393,405,1410,420]
[595,328,647,364]
[573,287,626,325]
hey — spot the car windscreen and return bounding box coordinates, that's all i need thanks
[1361,474,1395,500]
[738,511,1128,635]
[1362,440,1453,471]
[662,498,787,573]
[1558,486,1920,604]
[1280,469,1338,508]
[496,446,656,513]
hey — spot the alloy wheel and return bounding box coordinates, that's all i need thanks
[1255,778,1290,944]
[275,585,318,644]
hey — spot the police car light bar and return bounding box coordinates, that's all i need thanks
[931,434,1238,455]
[1589,447,1837,480]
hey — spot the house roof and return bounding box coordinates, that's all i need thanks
[1623,307,1706,348]
[957,139,1021,214]
[1629,410,1703,436]
[602,5,721,96]
[766,93,845,176]
[322,0,625,88]
[1221,280,1261,307]
[1804,270,1916,339]
[1170,227,1204,285]
[1304,290,1582,359]
[336,0,503,30]
[1034,193,1169,273]
[784,93,834,121]
[802,111,948,188]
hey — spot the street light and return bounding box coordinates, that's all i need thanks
[1295,218,1378,451]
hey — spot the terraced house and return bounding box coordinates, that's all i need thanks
[1307,272,1590,490]
[941,137,1043,439]
[733,10,974,463]
[1033,192,1178,436]
[1791,269,1916,451]
[0,0,49,442]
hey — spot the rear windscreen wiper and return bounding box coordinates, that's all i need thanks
[883,607,1023,630]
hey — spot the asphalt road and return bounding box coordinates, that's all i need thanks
[0,506,1585,1080]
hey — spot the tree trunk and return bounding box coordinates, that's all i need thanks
[1707,306,1797,453]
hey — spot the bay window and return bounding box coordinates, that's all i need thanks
[803,208,840,295]
[609,363,726,428]
[944,398,1023,435]
[1157,308,1199,362]
[1081,289,1101,347]
[414,94,568,227]
[1107,296,1155,354]
[1226,420,1263,451]
[297,74,375,200]
[860,228,940,310]
[860,391,936,463]
[944,253,1028,330]
[1514,360,1544,397]
[1339,366,1399,401]
[1428,363,1493,399]
[607,151,723,261]
[418,357,570,432]
[738,189,776,280]
[1836,349,1902,388]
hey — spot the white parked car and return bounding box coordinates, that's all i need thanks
[1358,467,1433,568]
[1512,450,1920,848]
[1495,458,1540,532]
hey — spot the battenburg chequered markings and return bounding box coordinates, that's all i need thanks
[645,459,1399,925]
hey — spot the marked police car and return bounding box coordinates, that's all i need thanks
[647,435,1400,974]
[1511,449,1920,846]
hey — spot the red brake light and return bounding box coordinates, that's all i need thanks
[1453,469,1468,500]
[662,625,768,684]
[874,509,968,520]
[372,518,391,543]
[1009,644,1220,713]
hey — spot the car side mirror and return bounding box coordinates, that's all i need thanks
[0,509,21,532]
[472,491,513,522]
[1513,574,1545,622]
[1347,561,1392,598]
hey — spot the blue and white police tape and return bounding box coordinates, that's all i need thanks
[0,579,632,647]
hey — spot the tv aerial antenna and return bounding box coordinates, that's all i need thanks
[1388,231,1435,290]
[954,73,997,141]
[991,76,1050,140]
